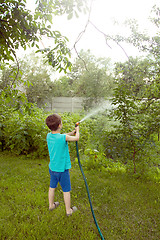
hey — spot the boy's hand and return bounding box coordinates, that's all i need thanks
[73,125,79,135]
[75,125,79,131]
[72,129,76,135]
[66,125,79,141]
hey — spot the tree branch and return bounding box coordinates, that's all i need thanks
[89,20,129,60]
[72,0,130,70]
[71,0,94,72]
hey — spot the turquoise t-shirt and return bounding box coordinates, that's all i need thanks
[46,132,71,172]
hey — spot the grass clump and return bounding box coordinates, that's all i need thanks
[0,152,160,239]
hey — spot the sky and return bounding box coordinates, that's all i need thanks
[38,0,159,62]
[25,0,160,65]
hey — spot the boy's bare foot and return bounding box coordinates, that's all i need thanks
[66,206,77,216]
[49,202,59,211]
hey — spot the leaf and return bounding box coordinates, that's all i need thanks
[47,14,52,24]
[9,55,15,61]
[67,13,73,20]
[36,44,39,49]
[75,11,79,18]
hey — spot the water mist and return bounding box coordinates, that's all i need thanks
[79,100,113,123]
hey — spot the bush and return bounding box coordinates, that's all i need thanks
[81,147,126,174]
[2,106,48,157]
[1,100,159,179]
[1,108,93,158]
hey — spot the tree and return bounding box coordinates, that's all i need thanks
[51,50,115,109]
[53,50,114,109]
[0,0,89,138]
[103,6,160,173]
[21,54,54,106]
[0,0,88,153]
[72,50,115,108]
[0,0,88,73]
[123,6,160,140]
[114,57,153,98]
[0,52,55,106]
[114,6,160,100]
[110,73,155,174]
[52,76,74,97]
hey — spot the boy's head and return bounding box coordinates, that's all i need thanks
[46,113,62,131]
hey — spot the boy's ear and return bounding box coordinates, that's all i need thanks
[58,123,62,128]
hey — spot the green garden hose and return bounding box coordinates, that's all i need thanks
[76,141,105,240]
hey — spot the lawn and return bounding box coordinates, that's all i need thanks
[0,152,160,240]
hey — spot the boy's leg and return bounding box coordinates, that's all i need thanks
[48,187,56,209]
[60,170,77,215]
[63,192,77,215]
[49,169,59,210]
[63,191,72,214]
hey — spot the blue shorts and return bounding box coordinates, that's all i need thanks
[49,168,71,192]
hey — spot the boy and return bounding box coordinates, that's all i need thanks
[45,113,79,216]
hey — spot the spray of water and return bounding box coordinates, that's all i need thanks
[79,100,113,123]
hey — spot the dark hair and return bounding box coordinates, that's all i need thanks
[46,114,61,131]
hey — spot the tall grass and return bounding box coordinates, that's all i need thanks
[0,152,160,239]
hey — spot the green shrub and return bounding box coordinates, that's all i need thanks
[81,147,126,174]
[2,106,48,157]
[1,108,93,158]
[146,167,160,182]
[1,101,160,179]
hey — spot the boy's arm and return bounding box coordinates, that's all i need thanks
[65,130,76,136]
[66,126,79,142]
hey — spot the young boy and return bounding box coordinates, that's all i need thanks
[45,113,79,216]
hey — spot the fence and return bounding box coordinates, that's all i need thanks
[44,97,113,113]
[44,97,84,112]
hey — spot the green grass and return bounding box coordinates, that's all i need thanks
[0,152,160,240]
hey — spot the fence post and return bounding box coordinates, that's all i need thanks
[71,97,73,112]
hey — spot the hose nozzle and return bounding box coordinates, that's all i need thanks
[75,122,80,127]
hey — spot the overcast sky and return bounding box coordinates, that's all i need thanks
[39,0,159,62]
[25,0,159,64]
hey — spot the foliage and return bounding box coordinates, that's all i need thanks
[0,53,54,107]
[52,50,115,109]
[1,105,48,157]
[35,0,88,19]
[0,0,89,156]
[0,0,88,72]
[0,87,29,122]
[125,6,160,60]
[81,148,126,174]
[0,0,38,62]
[114,57,153,98]
[52,76,73,97]
[102,7,160,173]
[69,50,115,109]
[19,53,55,106]
[108,68,159,173]
[1,2,160,179]
[0,105,92,158]
[0,0,89,155]
[0,0,89,159]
